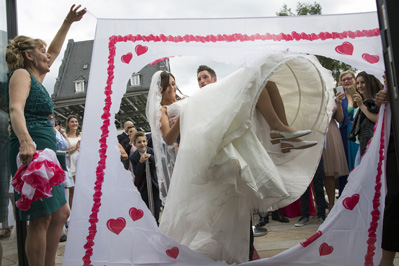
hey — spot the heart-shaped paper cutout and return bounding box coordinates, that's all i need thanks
[135,45,148,56]
[335,42,354,55]
[319,242,334,256]
[342,193,360,210]
[301,230,323,247]
[121,52,133,64]
[129,207,144,221]
[106,217,126,235]
[362,53,380,64]
[166,247,179,259]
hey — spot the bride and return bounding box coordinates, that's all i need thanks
[146,53,334,263]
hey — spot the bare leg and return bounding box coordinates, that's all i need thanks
[257,82,315,151]
[266,81,288,125]
[266,81,307,144]
[379,249,395,266]
[26,215,51,266]
[45,204,70,266]
[69,176,76,209]
[256,86,295,134]
[324,176,335,210]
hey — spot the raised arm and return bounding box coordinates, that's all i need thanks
[353,92,378,123]
[334,92,345,123]
[8,69,36,165]
[160,107,180,145]
[118,143,129,161]
[47,4,86,68]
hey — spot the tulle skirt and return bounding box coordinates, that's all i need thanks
[159,52,334,263]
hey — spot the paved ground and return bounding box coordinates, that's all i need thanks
[1,215,398,265]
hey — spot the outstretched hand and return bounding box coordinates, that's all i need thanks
[376,90,389,107]
[352,92,363,107]
[65,4,86,23]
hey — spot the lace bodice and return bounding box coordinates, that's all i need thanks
[7,69,53,131]
[164,100,186,118]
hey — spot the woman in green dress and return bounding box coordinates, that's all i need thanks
[5,5,85,265]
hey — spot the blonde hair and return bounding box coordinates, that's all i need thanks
[339,70,355,85]
[5,35,47,73]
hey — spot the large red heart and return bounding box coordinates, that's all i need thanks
[319,242,334,256]
[362,53,380,64]
[106,217,126,235]
[342,194,360,210]
[301,230,323,247]
[121,52,133,64]
[135,45,148,56]
[129,207,144,221]
[166,247,179,259]
[335,42,354,55]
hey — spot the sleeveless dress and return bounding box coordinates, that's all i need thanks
[7,69,66,221]
[339,98,359,171]
[68,136,81,176]
[158,53,335,263]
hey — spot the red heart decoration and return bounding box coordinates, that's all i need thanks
[166,247,179,259]
[135,45,148,56]
[362,53,380,64]
[106,217,126,235]
[335,42,354,55]
[121,52,133,64]
[129,207,144,221]
[301,230,323,247]
[319,242,334,256]
[342,194,360,210]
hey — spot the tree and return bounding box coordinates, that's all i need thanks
[296,2,322,15]
[276,4,294,16]
[276,2,356,84]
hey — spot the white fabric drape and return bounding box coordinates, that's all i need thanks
[64,12,386,266]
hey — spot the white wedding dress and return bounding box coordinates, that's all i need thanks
[147,53,335,264]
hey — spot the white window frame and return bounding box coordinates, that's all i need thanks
[130,73,141,87]
[74,80,85,93]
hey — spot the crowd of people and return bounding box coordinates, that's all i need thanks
[1,4,86,266]
[0,4,398,266]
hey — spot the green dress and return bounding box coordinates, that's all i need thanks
[7,69,66,221]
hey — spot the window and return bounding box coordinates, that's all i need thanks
[130,73,141,86]
[74,80,85,93]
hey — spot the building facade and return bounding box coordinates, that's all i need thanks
[52,39,170,131]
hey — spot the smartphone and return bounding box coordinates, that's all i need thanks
[336,86,344,95]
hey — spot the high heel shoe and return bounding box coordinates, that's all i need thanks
[270,129,311,144]
[280,140,317,153]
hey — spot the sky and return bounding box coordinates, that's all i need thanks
[15,0,378,95]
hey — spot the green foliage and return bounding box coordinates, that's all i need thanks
[276,4,294,16]
[316,55,356,86]
[296,2,322,15]
[276,2,356,85]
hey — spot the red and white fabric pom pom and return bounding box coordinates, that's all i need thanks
[12,149,65,211]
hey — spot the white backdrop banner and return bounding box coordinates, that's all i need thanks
[64,12,387,265]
